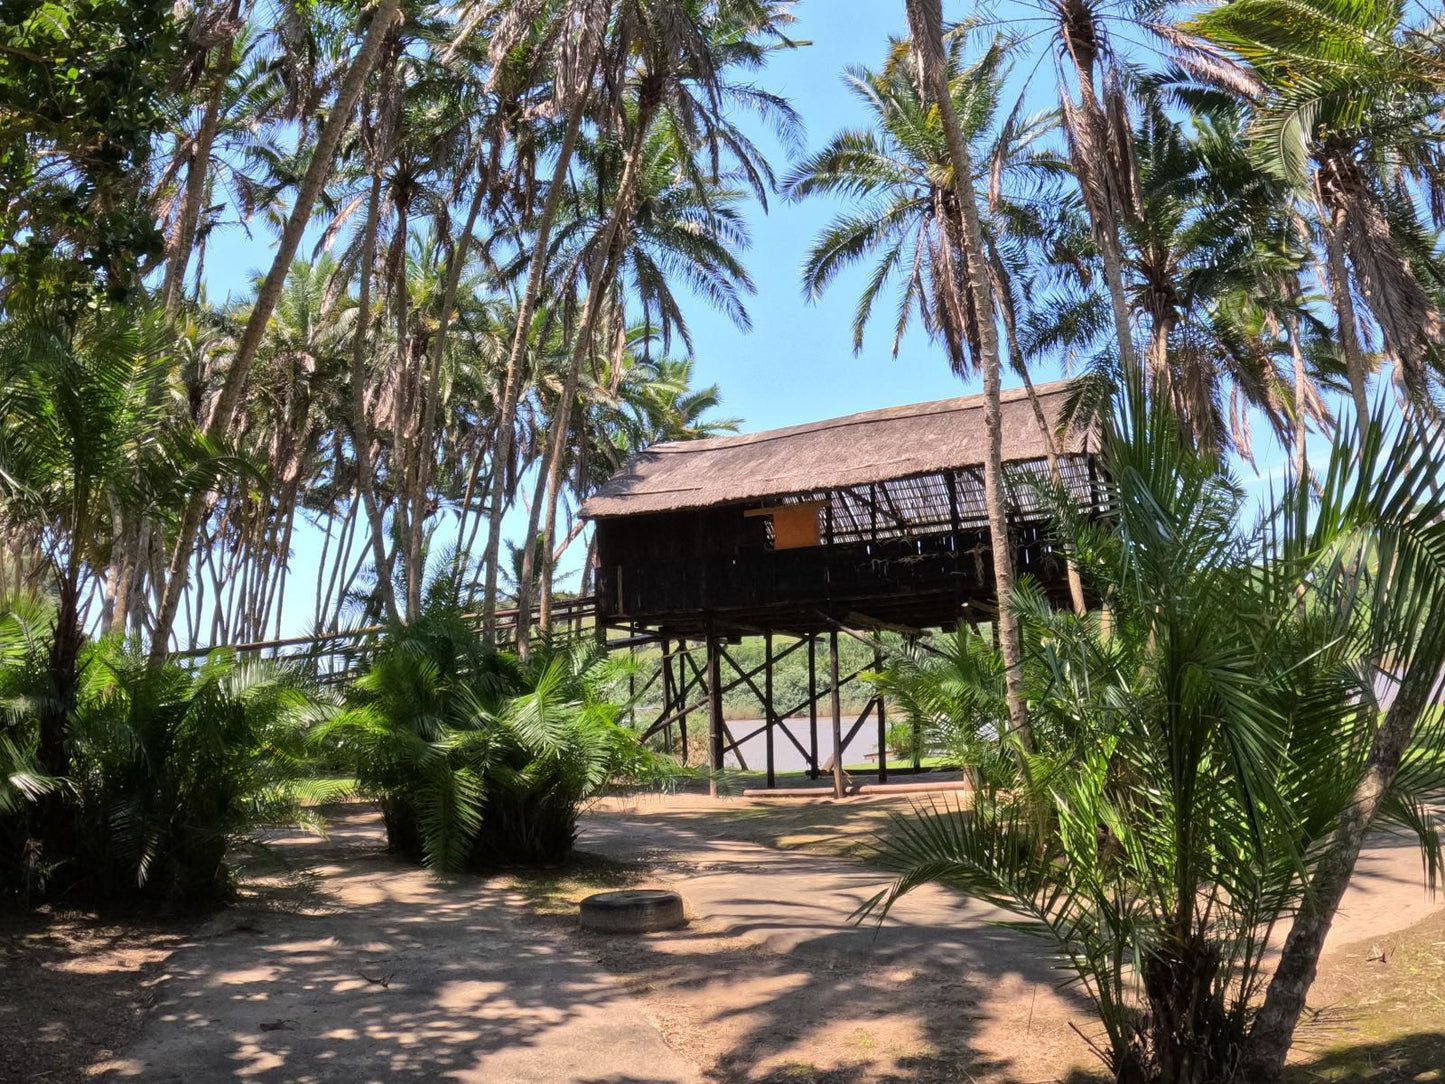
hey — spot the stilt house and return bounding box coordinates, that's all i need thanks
[580,380,1103,791]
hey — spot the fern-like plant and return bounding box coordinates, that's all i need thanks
[862,386,1445,1082]
[0,597,339,910]
[322,603,679,871]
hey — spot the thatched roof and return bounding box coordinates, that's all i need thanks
[582,380,1089,519]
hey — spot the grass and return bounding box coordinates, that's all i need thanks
[503,852,647,917]
[1283,904,1445,1082]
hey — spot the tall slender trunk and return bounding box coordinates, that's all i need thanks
[1287,312,1309,483]
[349,63,403,625]
[1150,309,1177,417]
[521,106,651,645]
[149,0,403,660]
[1057,40,1140,387]
[404,170,488,613]
[1244,608,1445,1077]
[162,63,229,321]
[987,253,1087,616]
[1321,211,1371,435]
[905,0,1032,751]
[512,453,551,654]
[481,85,594,639]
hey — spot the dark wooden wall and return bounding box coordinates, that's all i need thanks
[593,481,1081,636]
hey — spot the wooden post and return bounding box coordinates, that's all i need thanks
[677,641,690,762]
[764,631,775,788]
[628,628,637,730]
[830,629,845,799]
[708,635,724,798]
[807,634,819,779]
[660,637,673,753]
[875,640,887,783]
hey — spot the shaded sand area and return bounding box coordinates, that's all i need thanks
[3,793,1443,1083]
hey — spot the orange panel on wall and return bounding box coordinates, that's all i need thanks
[746,501,823,550]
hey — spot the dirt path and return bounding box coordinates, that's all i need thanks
[575,812,1099,1082]
[103,811,700,1083]
[85,799,1444,1084]
[575,795,1445,1081]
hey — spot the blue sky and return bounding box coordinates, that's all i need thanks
[198,0,1304,637]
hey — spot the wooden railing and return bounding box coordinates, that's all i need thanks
[174,595,601,683]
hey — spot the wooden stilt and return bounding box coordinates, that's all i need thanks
[659,638,673,752]
[708,634,724,798]
[628,627,637,730]
[830,629,844,799]
[764,631,775,788]
[807,635,819,779]
[677,640,690,763]
[875,640,887,783]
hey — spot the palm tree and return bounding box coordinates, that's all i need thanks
[0,309,235,790]
[509,0,796,644]
[864,385,1445,1083]
[1189,0,1445,433]
[522,116,762,635]
[629,354,741,442]
[797,9,1031,748]
[478,0,617,640]
[1125,97,1305,453]
[319,593,679,870]
[150,0,405,657]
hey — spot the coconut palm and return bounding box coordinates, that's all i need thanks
[795,11,1032,749]
[150,0,405,657]
[507,0,798,645]
[1189,0,1445,432]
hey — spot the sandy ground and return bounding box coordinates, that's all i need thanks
[95,812,699,1084]
[5,793,1442,1084]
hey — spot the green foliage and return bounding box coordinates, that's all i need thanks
[321,601,682,872]
[862,386,1445,1082]
[870,625,1015,787]
[0,307,240,582]
[0,0,182,309]
[0,597,336,910]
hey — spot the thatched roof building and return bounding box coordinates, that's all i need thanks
[583,381,1099,637]
[583,381,1089,519]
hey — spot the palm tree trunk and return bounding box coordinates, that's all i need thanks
[1244,607,1445,1078]
[481,85,594,640]
[987,252,1087,616]
[1150,310,1177,417]
[162,62,229,322]
[905,0,1032,753]
[1322,212,1371,434]
[521,108,651,645]
[349,81,403,625]
[403,169,488,615]
[1288,312,1309,483]
[1056,33,1140,387]
[150,0,404,659]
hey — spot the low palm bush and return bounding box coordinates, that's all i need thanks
[864,389,1445,1083]
[1,600,334,910]
[321,603,679,871]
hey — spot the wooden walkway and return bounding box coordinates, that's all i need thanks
[175,595,602,683]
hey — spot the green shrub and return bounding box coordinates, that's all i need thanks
[323,604,681,871]
[1,600,335,910]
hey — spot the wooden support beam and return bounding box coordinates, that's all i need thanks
[830,629,844,799]
[708,635,723,798]
[875,640,887,784]
[807,635,819,779]
[841,698,875,751]
[764,631,775,788]
[774,665,869,722]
